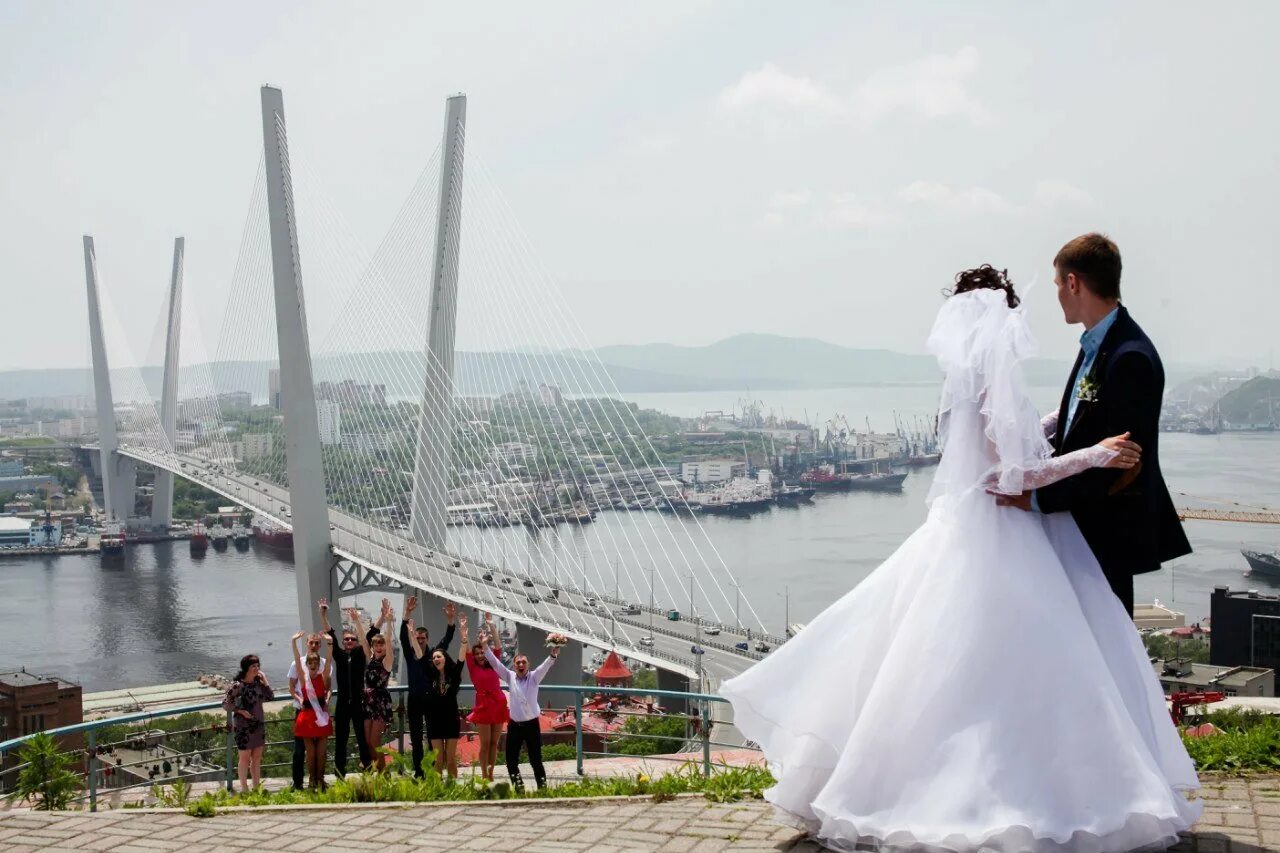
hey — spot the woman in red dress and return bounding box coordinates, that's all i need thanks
[463,612,508,781]
[290,630,334,790]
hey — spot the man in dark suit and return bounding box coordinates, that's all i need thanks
[996,233,1190,614]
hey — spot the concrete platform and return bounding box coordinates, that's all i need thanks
[0,774,1276,851]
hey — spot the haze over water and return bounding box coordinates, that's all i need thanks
[3,386,1277,692]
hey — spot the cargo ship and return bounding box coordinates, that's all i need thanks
[773,485,816,506]
[210,528,229,551]
[232,526,251,550]
[1243,549,1280,577]
[189,523,209,555]
[99,524,126,558]
[846,471,908,492]
[253,521,293,553]
[799,465,853,491]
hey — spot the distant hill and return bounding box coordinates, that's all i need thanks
[0,333,1076,401]
[594,333,1070,388]
[1218,375,1280,425]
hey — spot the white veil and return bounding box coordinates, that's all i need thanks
[925,286,1051,502]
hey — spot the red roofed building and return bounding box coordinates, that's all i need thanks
[594,650,634,688]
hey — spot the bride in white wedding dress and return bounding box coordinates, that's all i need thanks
[721,269,1201,852]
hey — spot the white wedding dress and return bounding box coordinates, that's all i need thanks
[721,288,1201,852]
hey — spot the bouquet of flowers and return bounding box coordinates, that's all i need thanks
[546,632,569,649]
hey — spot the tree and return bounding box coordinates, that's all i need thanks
[4,732,83,811]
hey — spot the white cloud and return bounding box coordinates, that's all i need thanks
[854,46,988,125]
[1034,180,1094,207]
[897,180,1013,215]
[822,193,896,230]
[769,189,813,208]
[716,47,988,126]
[716,63,842,118]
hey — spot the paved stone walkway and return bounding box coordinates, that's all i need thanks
[0,775,1276,852]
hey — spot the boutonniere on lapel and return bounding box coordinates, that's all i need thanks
[1076,371,1101,403]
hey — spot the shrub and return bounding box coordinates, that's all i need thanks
[541,743,577,762]
[4,732,82,811]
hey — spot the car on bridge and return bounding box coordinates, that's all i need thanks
[703,625,721,636]
[522,579,534,587]
[666,609,680,621]
[527,594,541,604]
[754,641,770,652]
[734,642,749,652]
[482,572,494,582]
[585,597,597,607]
[639,636,654,647]
[618,605,641,616]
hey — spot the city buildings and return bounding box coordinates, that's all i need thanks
[317,399,342,446]
[268,368,281,410]
[230,433,273,461]
[1209,586,1280,693]
[0,671,83,788]
[680,458,746,485]
[1152,659,1274,697]
[0,516,64,548]
[315,379,385,407]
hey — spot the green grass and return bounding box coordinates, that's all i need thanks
[151,758,774,815]
[1181,708,1280,773]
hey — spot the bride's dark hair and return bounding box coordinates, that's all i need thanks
[945,264,1019,308]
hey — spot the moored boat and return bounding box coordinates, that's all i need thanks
[1243,549,1280,577]
[189,523,209,555]
[253,521,293,553]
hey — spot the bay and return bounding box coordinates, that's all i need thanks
[2,385,1277,692]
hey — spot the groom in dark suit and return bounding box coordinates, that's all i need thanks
[997,233,1190,614]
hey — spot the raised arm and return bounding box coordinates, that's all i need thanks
[323,633,335,692]
[317,597,332,634]
[289,631,306,704]
[379,607,394,673]
[348,608,371,659]
[480,634,512,682]
[434,601,456,652]
[403,616,424,661]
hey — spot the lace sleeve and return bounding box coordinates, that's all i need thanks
[983,444,1118,492]
[1040,411,1058,440]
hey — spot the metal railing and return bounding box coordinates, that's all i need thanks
[0,684,751,812]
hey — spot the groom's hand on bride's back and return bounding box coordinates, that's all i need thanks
[989,490,1033,511]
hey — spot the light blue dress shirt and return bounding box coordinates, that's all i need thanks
[1063,306,1120,436]
[1030,305,1120,511]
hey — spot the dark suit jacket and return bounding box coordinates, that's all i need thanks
[1033,306,1191,585]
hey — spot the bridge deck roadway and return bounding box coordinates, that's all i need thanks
[116,445,771,690]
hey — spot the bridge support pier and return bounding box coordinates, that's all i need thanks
[409,94,467,549]
[658,668,691,715]
[515,621,583,714]
[83,235,136,526]
[260,86,335,629]
[151,237,184,530]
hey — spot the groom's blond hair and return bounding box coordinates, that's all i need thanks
[1054,233,1122,301]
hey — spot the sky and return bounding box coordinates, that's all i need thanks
[1,1,1277,372]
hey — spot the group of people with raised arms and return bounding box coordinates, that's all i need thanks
[224,596,564,792]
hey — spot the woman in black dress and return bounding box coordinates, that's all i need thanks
[221,654,274,791]
[425,638,466,780]
[350,603,394,770]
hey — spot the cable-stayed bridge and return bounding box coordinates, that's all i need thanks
[78,86,780,700]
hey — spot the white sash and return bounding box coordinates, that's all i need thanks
[300,671,330,728]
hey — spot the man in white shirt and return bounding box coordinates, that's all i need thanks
[482,632,561,791]
[286,632,327,790]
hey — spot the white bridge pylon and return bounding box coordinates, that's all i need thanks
[86,84,776,683]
